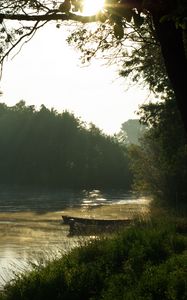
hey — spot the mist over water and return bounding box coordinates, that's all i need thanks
[0,186,142,212]
[0,186,149,288]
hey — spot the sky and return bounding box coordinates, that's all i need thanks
[0,22,153,135]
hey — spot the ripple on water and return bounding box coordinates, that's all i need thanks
[0,188,151,288]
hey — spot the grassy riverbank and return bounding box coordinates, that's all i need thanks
[0,216,187,300]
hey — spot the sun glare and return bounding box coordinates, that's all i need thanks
[83,0,105,15]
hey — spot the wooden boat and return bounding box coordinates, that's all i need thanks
[62,215,132,236]
[62,215,131,226]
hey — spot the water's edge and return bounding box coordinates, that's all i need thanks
[0,188,150,288]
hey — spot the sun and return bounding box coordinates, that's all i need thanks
[82,0,105,15]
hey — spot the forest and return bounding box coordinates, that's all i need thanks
[0,1,187,205]
[0,101,132,189]
[0,96,186,209]
[0,1,187,299]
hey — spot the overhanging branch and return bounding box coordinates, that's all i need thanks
[0,12,97,23]
[0,10,98,74]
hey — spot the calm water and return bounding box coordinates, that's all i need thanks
[0,186,149,288]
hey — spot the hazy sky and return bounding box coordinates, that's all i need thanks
[0,23,153,135]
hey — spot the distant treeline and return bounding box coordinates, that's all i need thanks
[0,101,132,188]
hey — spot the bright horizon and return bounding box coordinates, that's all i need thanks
[0,23,153,135]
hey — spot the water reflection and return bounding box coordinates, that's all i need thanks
[0,186,146,212]
[0,186,150,288]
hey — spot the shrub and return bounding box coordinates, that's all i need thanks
[0,219,186,300]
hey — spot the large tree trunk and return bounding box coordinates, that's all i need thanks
[152,15,187,132]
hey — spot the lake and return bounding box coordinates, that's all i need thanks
[0,186,150,288]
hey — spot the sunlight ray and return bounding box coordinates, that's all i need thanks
[83,0,105,15]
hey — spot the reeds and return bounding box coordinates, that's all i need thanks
[0,217,186,300]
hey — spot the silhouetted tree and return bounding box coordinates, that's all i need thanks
[0,1,186,130]
[129,97,187,206]
[117,119,146,145]
[0,101,132,188]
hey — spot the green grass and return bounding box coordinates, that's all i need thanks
[0,218,187,300]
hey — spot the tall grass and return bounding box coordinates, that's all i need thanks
[0,218,186,300]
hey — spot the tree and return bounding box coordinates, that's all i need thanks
[129,97,187,206]
[117,119,146,145]
[0,1,187,130]
[0,101,132,188]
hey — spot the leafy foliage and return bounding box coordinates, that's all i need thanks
[117,119,147,145]
[0,101,132,188]
[0,219,186,300]
[67,11,173,97]
[128,97,187,206]
[0,1,187,131]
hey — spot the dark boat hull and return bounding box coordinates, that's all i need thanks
[62,215,132,236]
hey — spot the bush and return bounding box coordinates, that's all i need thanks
[0,219,186,300]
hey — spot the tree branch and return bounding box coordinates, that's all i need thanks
[0,20,49,72]
[0,12,97,23]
